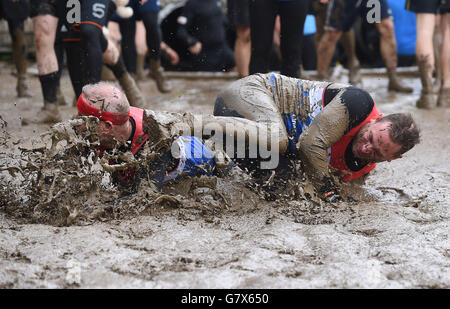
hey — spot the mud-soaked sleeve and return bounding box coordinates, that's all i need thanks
[296,90,350,185]
[297,86,374,187]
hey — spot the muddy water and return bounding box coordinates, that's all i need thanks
[0,63,449,288]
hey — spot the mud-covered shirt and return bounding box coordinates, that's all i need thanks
[291,80,376,183]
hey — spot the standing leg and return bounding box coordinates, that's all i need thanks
[7,19,31,97]
[234,25,251,78]
[437,12,450,107]
[135,20,147,80]
[25,12,61,124]
[376,17,413,93]
[249,0,277,75]
[316,30,342,80]
[316,0,348,80]
[340,29,362,85]
[79,0,110,84]
[141,10,171,93]
[415,13,437,108]
[228,0,251,78]
[118,17,137,75]
[278,0,310,78]
[103,36,146,108]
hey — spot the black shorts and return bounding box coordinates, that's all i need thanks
[326,0,392,32]
[1,0,30,20]
[227,0,250,28]
[406,0,450,14]
[30,0,59,18]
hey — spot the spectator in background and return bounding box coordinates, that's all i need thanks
[176,0,235,72]
[272,13,317,76]
[310,0,362,84]
[0,0,31,98]
[227,0,251,77]
[300,14,317,72]
[388,0,416,67]
[406,0,450,108]
[134,22,180,78]
[316,0,412,93]
[249,0,312,78]
[109,0,172,93]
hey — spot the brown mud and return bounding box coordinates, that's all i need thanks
[0,63,449,288]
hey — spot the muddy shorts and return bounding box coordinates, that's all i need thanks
[30,0,59,18]
[227,0,250,28]
[1,0,30,21]
[406,0,450,14]
[326,0,392,32]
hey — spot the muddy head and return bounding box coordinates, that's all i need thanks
[352,113,420,163]
[75,82,133,150]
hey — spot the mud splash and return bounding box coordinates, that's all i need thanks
[0,113,364,227]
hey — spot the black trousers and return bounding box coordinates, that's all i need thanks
[249,0,311,78]
[118,10,161,74]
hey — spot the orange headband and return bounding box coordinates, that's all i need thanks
[76,94,129,125]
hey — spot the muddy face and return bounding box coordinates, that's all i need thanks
[352,121,402,163]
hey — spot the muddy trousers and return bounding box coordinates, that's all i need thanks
[5,20,27,73]
[249,0,311,77]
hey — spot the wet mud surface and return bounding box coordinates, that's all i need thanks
[0,63,449,288]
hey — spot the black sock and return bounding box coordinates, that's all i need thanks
[106,56,126,79]
[39,71,59,103]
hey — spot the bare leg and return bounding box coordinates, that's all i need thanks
[415,13,437,108]
[313,4,326,49]
[438,13,450,107]
[33,15,58,75]
[234,25,251,78]
[103,37,120,66]
[376,18,412,93]
[135,21,148,80]
[440,13,450,89]
[10,24,31,97]
[23,14,61,125]
[316,29,342,79]
[433,15,442,92]
[340,29,361,84]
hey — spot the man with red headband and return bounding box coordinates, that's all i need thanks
[75,82,215,192]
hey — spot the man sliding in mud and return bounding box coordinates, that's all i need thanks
[213,73,421,202]
[74,82,216,193]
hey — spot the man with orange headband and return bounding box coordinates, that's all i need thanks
[75,82,215,192]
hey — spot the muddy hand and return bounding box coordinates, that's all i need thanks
[319,176,341,203]
[323,191,341,203]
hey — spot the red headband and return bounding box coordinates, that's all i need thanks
[76,94,129,125]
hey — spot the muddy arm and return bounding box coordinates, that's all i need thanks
[296,91,350,187]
